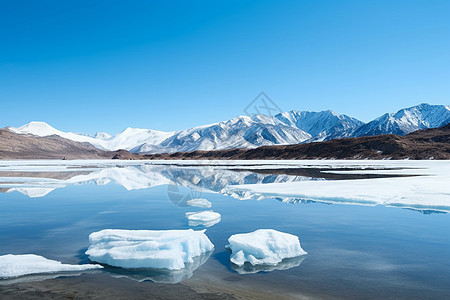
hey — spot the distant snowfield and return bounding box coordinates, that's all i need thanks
[0,160,449,212]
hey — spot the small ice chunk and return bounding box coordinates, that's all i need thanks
[0,254,102,279]
[187,198,212,208]
[185,211,221,227]
[86,229,214,270]
[226,229,307,266]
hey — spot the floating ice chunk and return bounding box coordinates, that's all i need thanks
[226,229,307,267]
[108,251,212,284]
[0,254,102,279]
[86,229,214,270]
[186,198,212,208]
[185,211,221,227]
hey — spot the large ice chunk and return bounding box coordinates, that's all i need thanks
[86,229,214,270]
[107,251,212,284]
[226,229,307,266]
[0,254,102,279]
[187,198,212,208]
[185,211,221,227]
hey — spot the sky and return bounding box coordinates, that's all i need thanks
[1,0,449,134]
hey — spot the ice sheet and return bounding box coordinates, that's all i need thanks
[226,160,450,212]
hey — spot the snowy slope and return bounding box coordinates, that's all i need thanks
[154,115,311,153]
[353,103,450,137]
[275,110,364,141]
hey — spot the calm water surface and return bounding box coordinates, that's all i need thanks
[0,162,449,299]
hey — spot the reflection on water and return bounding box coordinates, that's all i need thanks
[0,161,450,298]
[0,161,444,213]
[230,255,307,275]
[0,270,102,286]
[0,164,311,197]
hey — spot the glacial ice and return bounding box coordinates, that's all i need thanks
[107,251,212,284]
[185,211,221,227]
[226,160,450,212]
[86,229,214,270]
[187,198,212,208]
[0,254,102,279]
[226,229,307,266]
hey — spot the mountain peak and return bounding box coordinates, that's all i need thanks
[10,121,61,137]
[275,109,363,140]
[21,121,54,129]
[354,103,450,137]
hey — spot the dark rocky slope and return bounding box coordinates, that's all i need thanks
[0,129,137,159]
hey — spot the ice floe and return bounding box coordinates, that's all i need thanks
[226,229,307,267]
[0,254,102,279]
[228,170,450,212]
[86,229,214,270]
[107,251,212,284]
[185,211,221,227]
[186,198,212,208]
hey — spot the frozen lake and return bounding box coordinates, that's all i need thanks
[1,160,450,299]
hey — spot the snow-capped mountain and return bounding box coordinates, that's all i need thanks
[93,132,112,140]
[275,110,364,141]
[7,103,449,154]
[155,115,312,153]
[9,122,173,151]
[353,103,450,137]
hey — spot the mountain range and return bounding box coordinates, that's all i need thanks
[6,103,450,154]
[146,123,450,160]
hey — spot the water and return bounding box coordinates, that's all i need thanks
[0,161,449,299]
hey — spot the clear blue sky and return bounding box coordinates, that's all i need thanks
[1,0,449,134]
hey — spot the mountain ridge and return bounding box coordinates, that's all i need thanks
[353,103,450,137]
[143,123,450,160]
[7,103,450,154]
